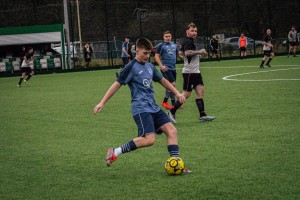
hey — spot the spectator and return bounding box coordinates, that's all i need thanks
[210,35,219,61]
[83,43,93,68]
[288,26,298,57]
[239,32,248,59]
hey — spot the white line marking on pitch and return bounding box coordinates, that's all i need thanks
[222,67,300,81]
[175,64,300,70]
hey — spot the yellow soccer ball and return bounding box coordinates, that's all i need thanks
[164,157,185,175]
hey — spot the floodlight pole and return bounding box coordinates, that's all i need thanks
[63,0,71,69]
[172,2,176,43]
[76,0,83,57]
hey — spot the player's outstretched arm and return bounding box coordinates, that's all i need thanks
[93,81,122,115]
[159,78,185,104]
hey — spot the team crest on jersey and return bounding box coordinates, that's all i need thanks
[143,79,151,88]
[147,67,152,75]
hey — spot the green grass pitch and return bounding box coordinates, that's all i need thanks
[0,56,299,199]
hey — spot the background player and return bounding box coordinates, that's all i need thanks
[260,29,275,68]
[155,31,183,110]
[167,23,215,123]
[288,26,298,57]
[17,47,34,87]
[116,36,131,77]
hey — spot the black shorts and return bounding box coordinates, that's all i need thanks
[263,50,274,57]
[21,67,33,73]
[182,73,204,92]
[161,70,176,83]
[240,47,246,51]
[85,58,91,62]
[289,42,297,47]
[211,49,218,54]
[122,57,129,66]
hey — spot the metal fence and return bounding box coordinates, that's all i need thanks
[69,37,289,68]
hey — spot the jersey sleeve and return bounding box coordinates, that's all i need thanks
[155,43,163,55]
[117,61,134,85]
[152,64,163,82]
[184,40,195,52]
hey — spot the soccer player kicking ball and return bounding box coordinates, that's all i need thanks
[93,38,190,172]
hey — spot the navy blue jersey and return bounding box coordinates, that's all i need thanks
[156,42,179,70]
[121,42,129,58]
[117,59,163,116]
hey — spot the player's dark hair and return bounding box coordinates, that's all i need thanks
[136,38,153,50]
[163,31,171,36]
[186,22,196,30]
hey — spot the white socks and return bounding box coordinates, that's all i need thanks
[114,147,122,157]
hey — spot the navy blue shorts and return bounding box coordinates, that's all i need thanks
[211,49,218,54]
[122,57,129,66]
[161,70,176,83]
[133,109,171,137]
[289,42,297,47]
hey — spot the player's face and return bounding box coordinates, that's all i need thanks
[267,29,271,35]
[163,33,172,43]
[136,48,151,64]
[186,27,197,39]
